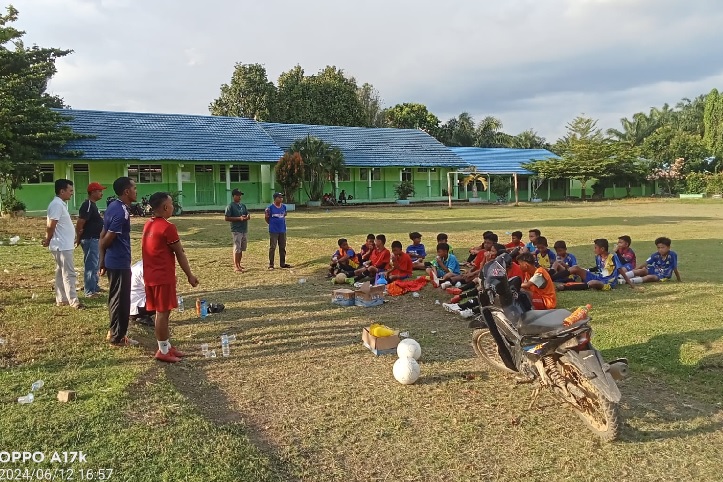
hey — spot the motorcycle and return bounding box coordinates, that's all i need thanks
[469,249,629,441]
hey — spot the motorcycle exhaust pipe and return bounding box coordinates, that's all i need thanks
[608,361,629,381]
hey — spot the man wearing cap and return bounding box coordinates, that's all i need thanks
[75,182,106,297]
[265,192,291,269]
[224,188,250,272]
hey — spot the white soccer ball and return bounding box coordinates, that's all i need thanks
[393,357,421,385]
[335,273,347,284]
[397,338,421,360]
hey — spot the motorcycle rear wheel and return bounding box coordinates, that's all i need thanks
[560,361,620,442]
[472,329,516,374]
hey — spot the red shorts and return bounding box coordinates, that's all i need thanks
[145,283,177,313]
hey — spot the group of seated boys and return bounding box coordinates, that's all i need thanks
[327,228,681,320]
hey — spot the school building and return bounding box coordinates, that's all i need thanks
[10,109,653,214]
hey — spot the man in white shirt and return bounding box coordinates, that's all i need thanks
[129,260,155,326]
[42,179,84,309]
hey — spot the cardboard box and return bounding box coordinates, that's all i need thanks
[362,326,400,356]
[354,281,384,308]
[332,288,355,306]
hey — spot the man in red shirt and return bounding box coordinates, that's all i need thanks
[386,240,413,282]
[142,192,199,363]
[353,234,390,283]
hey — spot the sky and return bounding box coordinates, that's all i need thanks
[9,0,723,141]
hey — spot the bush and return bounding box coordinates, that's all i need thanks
[706,173,723,195]
[394,180,415,200]
[1,194,26,213]
[490,177,511,198]
[685,172,708,194]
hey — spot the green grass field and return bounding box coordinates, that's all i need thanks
[1,199,722,482]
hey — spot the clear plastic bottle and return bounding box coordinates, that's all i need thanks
[226,334,237,343]
[31,380,44,391]
[221,334,230,357]
[17,393,34,404]
[177,296,185,312]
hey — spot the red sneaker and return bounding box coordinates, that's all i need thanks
[446,287,462,295]
[450,295,462,304]
[155,350,181,363]
[169,346,185,358]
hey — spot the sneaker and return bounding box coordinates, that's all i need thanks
[602,284,612,291]
[56,301,69,307]
[446,287,462,295]
[85,292,101,299]
[354,282,364,289]
[450,295,462,304]
[459,309,475,319]
[280,264,292,269]
[110,336,140,347]
[73,303,86,310]
[443,303,461,313]
[440,281,453,289]
[455,282,463,288]
[169,346,185,358]
[617,276,625,285]
[155,350,180,363]
[429,271,440,288]
[554,282,565,291]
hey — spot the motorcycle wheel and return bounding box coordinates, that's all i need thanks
[560,361,620,442]
[471,329,515,374]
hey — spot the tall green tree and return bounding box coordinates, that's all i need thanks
[273,64,308,124]
[383,102,440,136]
[674,95,706,136]
[703,88,723,165]
[474,115,506,147]
[439,112,476,146]
[0,5,81,206]
[356,82,385,127]
[643,125,709,173]
[510,129,547,149]
[209,62,276,120]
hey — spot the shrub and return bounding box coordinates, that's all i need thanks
[394,180,415,200]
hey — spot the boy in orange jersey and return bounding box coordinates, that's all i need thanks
[328,238,357,277]
[517,252,557,310]
[354,234,391,283]
[386,240,414,282]
[142,192,199,363]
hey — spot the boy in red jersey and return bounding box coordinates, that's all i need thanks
[353,234,391,283]
[386,240,414,282]
[142,192,199,363]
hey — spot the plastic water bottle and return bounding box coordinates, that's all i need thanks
[201,343,209,355]
[221,334,230,357]
[298,278,306,284]
[177,296,185,312]
[31,380,44,391]
[226,334,237,343]
[200,300,208,319]
[18,393,34,404]
[412,292,420,298]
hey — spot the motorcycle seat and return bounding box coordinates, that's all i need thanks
[517,309,572,336]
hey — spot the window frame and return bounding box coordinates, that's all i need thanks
[128,164,163,184]
[26,164,55,184]
[360,168,381,181]
[220,165,250,183]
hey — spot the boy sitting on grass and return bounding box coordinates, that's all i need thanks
[568,238,635,290]
[517,252,557,310]
[533,236,553,269]
[406,232,427,270]
[505,231,525,252]
[357,233,375,266]
[354,234,390,283]
[466,230,494,264]
[525,229,541,253]
[142,192,199,363]
[627,237,681,284]
[426,242,460,287]
[615,235,636,283]
[386,240,414,282]
[551,240,578,281]
[328,238,357,277]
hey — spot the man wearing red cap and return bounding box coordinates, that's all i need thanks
[75,182,106,298]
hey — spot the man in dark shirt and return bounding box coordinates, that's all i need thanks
[75,182,106,298]
[100,177,139,347]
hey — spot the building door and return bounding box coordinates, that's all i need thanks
[73,164,90,210]
[195,165,215,205]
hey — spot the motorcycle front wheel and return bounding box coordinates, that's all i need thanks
[472,329,516,374]
[560,361,620,442]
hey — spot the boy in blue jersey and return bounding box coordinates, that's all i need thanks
[569,238,633,290]
[551,240,579,281]
[525,229,541,253]
[533,236,553,269]
[627,237,681,283]
[426,243,460,288]
[406,232,427,270]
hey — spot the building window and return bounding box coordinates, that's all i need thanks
[26,164,55,184]
[401,168,413,182]
[73,164,89,172]
[220,165,250,182]
[360,168,381,181]
[338,171,351,182]
[128,164,163,183]
[417,168,436,173]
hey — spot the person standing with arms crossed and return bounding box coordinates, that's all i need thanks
[42,179,84,309]
[100,177,138,346]
[75,182,106,298]
[265,192,292,270]
[224,188,250,272]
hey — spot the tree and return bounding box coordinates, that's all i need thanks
[0,5,81,207]
[273,64,308,124]
[439,112,477,146]
[642,125,709,173]
[274,151,304,203]
[704,88,723,164]
[474,116,507,147]
[510,129,547,149]
[383,103,441,136]
[356,82,385,127]
[674,95,706,136]
[288,136,345,202]
[209,62,276,120]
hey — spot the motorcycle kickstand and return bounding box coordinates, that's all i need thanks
[528,386,542,410]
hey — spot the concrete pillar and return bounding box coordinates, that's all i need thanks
[367,170,372,200]
[225,165,232,204]
[260,164,271,203]
[427,169,432,198]
[176,165,183,207]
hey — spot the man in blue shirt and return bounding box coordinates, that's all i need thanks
[265,192,291,269]
[100,177,139,346]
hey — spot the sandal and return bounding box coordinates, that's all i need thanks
[280,264,292,269]
[268,266,274,270]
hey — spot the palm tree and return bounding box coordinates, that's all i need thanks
[288,136,346,202]
[474,116,505,147]
[511,129,547,149]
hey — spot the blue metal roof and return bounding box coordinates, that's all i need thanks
[53,109,284,162]
[260,122,467,168]
[450,147,559,175]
